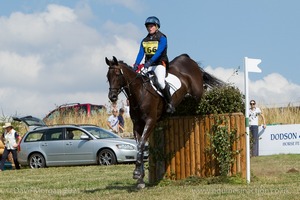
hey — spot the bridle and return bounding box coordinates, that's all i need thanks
[108,65,140,99]
[108,64,155,112]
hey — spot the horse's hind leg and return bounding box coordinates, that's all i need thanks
[189,80,204,101]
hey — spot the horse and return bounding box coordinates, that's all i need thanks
[105,54,223,189]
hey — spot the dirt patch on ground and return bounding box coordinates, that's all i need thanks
[286,168,299,173]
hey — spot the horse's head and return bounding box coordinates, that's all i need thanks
[105,56,124,103]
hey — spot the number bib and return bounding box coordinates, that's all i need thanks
[142,41,158,55]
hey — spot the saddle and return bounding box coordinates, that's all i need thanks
[142,71,181,97]
[146,71,161,92]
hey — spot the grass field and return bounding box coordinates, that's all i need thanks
[0,154,299,200]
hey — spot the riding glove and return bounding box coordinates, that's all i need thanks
[144,61,151,69]
[133,63,138,71]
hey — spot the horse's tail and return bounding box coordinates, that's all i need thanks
[201,69,225,88]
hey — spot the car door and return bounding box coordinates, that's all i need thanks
[41,128,66,165]
[63,128,95,164]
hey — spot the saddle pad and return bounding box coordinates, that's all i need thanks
[150,73,182,97]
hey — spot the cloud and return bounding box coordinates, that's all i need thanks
[204,66,300,107]
[0,51,42,82]
[97,0,145,12]
[42,4,77,23]
[0,4,138,118]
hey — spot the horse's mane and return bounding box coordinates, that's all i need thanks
[117,60,145,78]
[118,60,129,66]
[117,60,136,71]
[180,53,190,58]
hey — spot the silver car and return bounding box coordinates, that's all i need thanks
[16,117,148,168]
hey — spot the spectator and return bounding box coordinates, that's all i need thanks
[124,99,130,117]
[249,100,266,156]
[118,108,125,133]
[67,130,74,140]
[0,123,21,171]
[109,101,118,114]
[107,109,119,134]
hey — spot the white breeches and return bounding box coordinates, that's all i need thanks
[142,64,166,89]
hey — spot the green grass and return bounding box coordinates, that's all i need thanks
[0,154,299,200]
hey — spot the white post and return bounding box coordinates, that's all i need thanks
[244,57,251,183]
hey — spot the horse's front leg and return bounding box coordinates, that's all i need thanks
[133,122,154,189]
[135,142,146,189]
[133,132,147,180]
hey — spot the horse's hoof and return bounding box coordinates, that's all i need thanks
[133,175,138,179]
[133,171,141,179]
[137,183,145,189]
[133,174,141,179]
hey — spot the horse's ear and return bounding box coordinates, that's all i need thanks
[105,57,110,66]
[113,56,118,65]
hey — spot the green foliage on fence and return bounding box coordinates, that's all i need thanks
[206,116,241,177]
[174,85,244,116]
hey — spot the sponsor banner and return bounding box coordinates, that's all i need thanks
[258,124,300,155]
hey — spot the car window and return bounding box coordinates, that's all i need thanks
[45,128,63,141]
[24,131,44,142]
[66,128,89,140]
[82,127,118,139]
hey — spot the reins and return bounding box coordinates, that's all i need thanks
[108,64,156,112]
[108,65,141,99]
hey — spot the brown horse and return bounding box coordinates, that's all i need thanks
[105,54,223,189]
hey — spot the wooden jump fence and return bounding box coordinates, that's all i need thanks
[148,113,246,183]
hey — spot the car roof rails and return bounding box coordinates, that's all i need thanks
[58,103,81,108]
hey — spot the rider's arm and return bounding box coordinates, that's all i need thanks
[134,41,145,65]
[148,36,167,64]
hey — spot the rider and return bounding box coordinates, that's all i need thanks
[133,16,175,113]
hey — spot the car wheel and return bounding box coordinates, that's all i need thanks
[98,149,117,165]
[29,153,46,168]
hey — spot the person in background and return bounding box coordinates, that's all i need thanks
[124,99,130,117]
[118,108,125,133]
[249,100,266,157]
[107,109,119,134]
[133,16,175,113]
[109,101,118,114]
[0,123,21,171]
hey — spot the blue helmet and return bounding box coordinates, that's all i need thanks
[145,16,160,28]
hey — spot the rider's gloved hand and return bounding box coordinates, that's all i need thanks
[144,61,151,69]
[133,63,138,71]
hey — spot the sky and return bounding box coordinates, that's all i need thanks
[0,0,300,118]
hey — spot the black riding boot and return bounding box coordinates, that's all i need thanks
[162,83,175,113]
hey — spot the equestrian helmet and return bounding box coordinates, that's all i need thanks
[145,16,160,28]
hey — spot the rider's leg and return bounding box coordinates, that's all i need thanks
[154,65,175,113]
[161,82,175,113]
[153,65,166,89]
